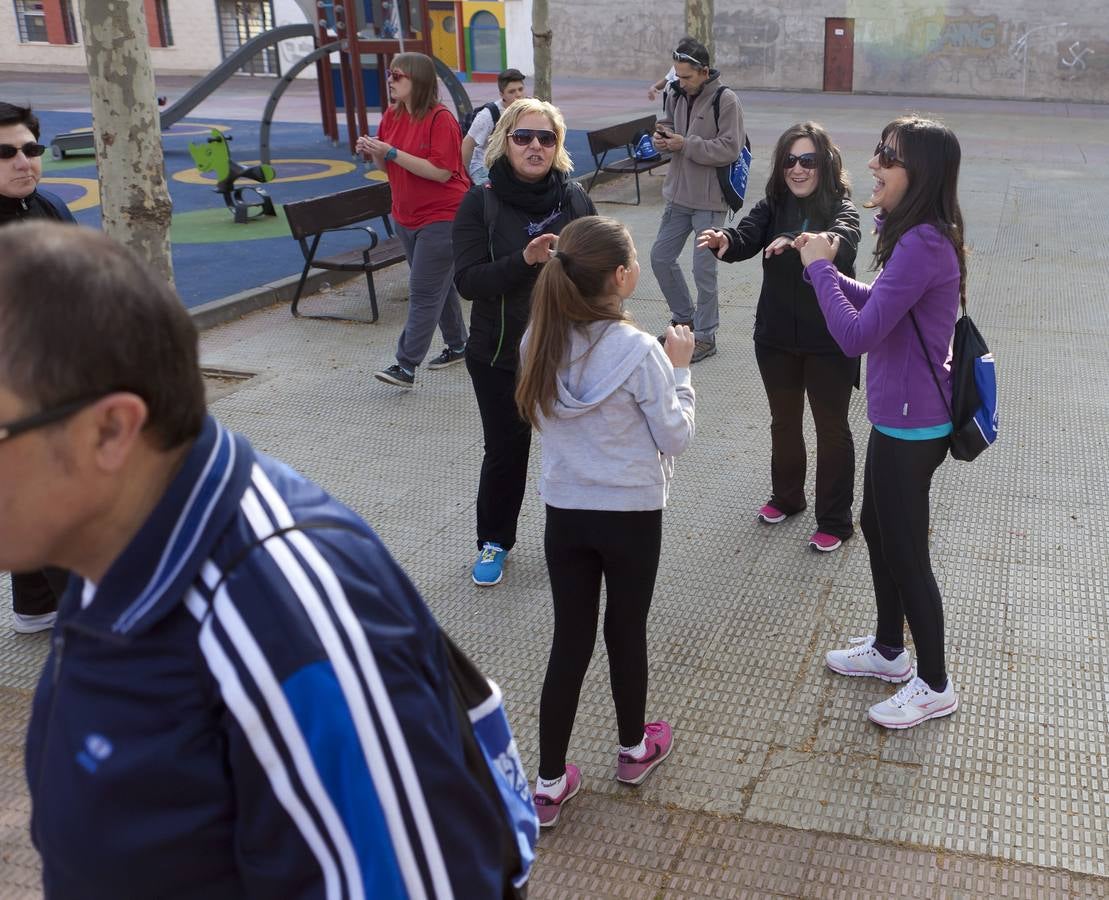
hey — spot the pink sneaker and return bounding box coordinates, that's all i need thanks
[809,531,843,552]
[533,764,581,828]
[757,503,787,524]
[616,721,674,785]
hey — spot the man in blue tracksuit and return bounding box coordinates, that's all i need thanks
[4,223,526,898]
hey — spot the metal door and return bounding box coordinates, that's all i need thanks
[823,18,854,92]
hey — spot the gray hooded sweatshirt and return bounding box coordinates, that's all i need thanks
[528,320,696,511]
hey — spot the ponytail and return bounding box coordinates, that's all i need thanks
[515,216,633,428]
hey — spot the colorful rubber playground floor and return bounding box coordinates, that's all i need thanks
[36,109,596,308]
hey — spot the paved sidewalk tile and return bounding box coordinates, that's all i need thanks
[3,88,1109,897]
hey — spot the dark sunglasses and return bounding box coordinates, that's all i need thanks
[0,394,110,444]
[873,142,905,168]
[0,142,47,160]
[387,69,408,81]
[783,152,819,170]
[508,129,557,148]
[672,50,706,67]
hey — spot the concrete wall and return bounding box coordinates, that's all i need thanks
[550,0,1109,103]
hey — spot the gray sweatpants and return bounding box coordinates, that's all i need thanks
[649,202,724,342]
[394,219,468,370]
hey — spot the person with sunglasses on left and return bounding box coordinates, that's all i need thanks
[0,102,76,635]
[356,53,471,389]
[698,122,861,554]
[452,98,595,588]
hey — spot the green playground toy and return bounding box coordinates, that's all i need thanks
[188,129,276,224]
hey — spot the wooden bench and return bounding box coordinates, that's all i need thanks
[585,114,672,206]
[283,182,406,323]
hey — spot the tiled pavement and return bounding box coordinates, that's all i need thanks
[2,88,1108,897]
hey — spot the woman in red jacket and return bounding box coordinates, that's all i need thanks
[357,53,471,388]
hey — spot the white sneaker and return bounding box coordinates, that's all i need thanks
[825,635,913,683]
[868,676,959,729]
[12,611,57,634]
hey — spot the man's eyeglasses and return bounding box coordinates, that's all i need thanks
[386,69,408,81]
[0,142,47,160]
[783,152,819,170]
[873,143,905,169]
[508,129,557,148]
[0,394,108,444]
[672,51,706,67]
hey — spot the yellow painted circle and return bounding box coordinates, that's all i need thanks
[40,176,100,212]
[364,169,389,182]
[164,122,230,137]
[171,158,356,186]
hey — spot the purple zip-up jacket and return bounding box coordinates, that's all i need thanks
[805,222,960,429]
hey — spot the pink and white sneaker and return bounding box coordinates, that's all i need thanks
[825,635,914,683]
[616,721,674,785]
[868,676,959,729]
[757,503,788,524]
[533,764,581,828]
[808,531,842,552]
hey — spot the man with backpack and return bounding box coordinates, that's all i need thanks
[649,40,744,363]
[8,223,533,898]
[462,68,527,185]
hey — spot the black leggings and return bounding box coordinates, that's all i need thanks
[754,342,857,538]
[538,505,662,779]
[862,428,949,689]
[467,356,532,552]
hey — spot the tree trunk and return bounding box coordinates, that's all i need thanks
[79,0,174,283]
[532,0,552,102]
[686,0,714,64]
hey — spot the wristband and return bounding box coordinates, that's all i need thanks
[385,147,398,161]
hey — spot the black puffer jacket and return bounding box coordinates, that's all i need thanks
[0,187,77,227]
[720,194,859,354]
[453,164,594,371]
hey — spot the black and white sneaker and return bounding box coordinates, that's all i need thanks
[374,364,415,387]
[427,346,466,369]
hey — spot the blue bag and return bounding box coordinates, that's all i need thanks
[910,308,998,462]
[442,632,537,891]
[947,313,998,460]
[710,86,752,212]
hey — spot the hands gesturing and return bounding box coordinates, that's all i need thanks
[696,228,731,259]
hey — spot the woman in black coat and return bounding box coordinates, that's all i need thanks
[699,122,860,552]
[452,98,595,587]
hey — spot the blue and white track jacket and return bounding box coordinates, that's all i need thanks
[25,416,509,899]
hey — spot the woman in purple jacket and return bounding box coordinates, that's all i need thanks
[795,116,966,730]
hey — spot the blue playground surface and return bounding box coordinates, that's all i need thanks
[37,109,596,309]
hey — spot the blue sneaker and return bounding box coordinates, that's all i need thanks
[634,133,660,161]
[472,542,507,586]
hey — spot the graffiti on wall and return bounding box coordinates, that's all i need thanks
[857,13,1020,92]
[1056,40,1106,78]
[713,9,781,73]
[914,14,1001,57]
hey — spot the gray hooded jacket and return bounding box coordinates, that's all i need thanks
[527,320,696,511]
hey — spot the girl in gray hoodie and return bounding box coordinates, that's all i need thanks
[515,216,696,827]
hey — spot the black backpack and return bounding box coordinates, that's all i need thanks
[461,101,501,137]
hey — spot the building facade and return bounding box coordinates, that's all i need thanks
[551,0,1109,104]
[1,0,534,82]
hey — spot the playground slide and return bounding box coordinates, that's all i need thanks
[50,23,316,159]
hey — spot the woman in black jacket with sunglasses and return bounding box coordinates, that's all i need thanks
[699,122,860,552]
[452,98,595,589]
